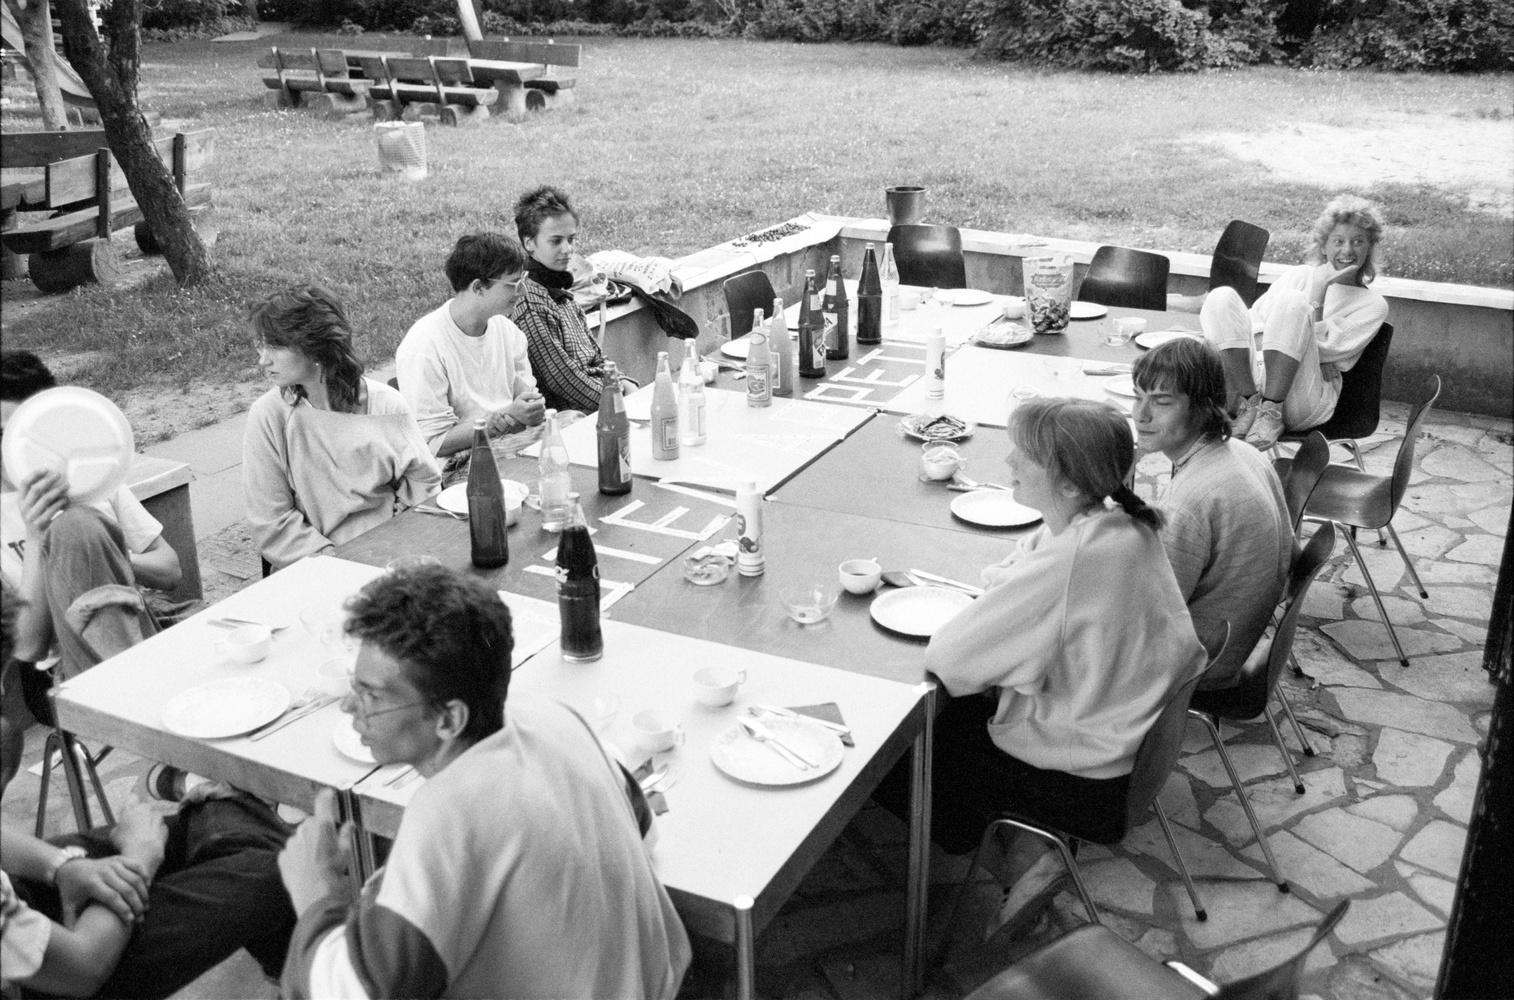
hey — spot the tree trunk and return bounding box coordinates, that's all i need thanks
[5,0,69,130]
[456,0,482,41]
[52,0,216,289]
[243,0,259,20]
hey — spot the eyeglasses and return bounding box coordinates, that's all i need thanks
[348,682,431,723]
[482,275,527,295]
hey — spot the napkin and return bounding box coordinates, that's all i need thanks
[788,702,854,747]
[631,760,671,816]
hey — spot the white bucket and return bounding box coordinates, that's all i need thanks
[374,121,427,181]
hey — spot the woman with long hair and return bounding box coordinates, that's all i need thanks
[243,285,440,571]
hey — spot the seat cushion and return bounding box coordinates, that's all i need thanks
[964,925,1208,1000]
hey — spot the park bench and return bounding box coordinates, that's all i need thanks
[467,38,581,111]
[256,46,370,117]
[0,128,215,294]
[356,55,498,126]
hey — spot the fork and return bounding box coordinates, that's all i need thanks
[247,689,337,741]
[415,505,467,520]
[739,717,814,769]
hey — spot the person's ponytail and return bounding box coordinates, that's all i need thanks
[1110,484,1163,532]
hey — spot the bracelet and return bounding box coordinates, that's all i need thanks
[45,845,88,886]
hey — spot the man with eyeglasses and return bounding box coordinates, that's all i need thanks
[396,232,547,461]
[277,566,690,999]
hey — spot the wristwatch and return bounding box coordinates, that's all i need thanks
[45,844,88,885]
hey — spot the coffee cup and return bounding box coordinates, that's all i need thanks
[693,666,746,707]
[838,558,882,595]
[217,624,271,665]
[316,657,351,698]
[632,710,685,753]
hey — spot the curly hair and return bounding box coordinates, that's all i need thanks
[0,350,57,403]
[249,285,365,412]
[444,232,527,293]
[1305,194,1385,285]
[1133,338,1232,443]
[343,565,513,745]
[513,185,577,242]
[1008,397,1163,531]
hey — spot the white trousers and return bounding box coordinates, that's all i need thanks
[1200,286,1339,430]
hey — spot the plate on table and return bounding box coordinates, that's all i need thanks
[899,413,974,443]
[971,320,1033,351]
[944,289,995,307]
[1134,329,1201,350]
[332,718,376,764]
[1070,302,1108,320]
[720,337,751,360]
[710,717,845,787]
[1,387,134,504]
[870,586,974,639]
[436,479,529,516]
[950,490,1043,529]
[162,678,291,740]
[1102,374,1138,398]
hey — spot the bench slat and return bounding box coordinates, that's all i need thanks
[468,38,581,68]
[43,130,214,208]
[4,183,212,254]
[0,129,109,169]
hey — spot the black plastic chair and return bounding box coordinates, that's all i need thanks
[1279,322,1394,471]
[722,269,776,340]
[1275,431,1331,537]
[1209,220,1270,307]
[1076,245,1170,311]
[886,223,967,289]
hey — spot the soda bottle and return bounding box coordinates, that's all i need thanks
[770,296,794,397]
[678,355,707,446]
[856,242,883,346]
[880,241,900,329]
[822,254,849,361]
[538,408,571,531]
[556,493,603,662]
[735,480,764,577]
[926,328,946,402]
[650,351,679,461]
[797,269,826,379]
[746,309,772,407]
[466,419,509,569]
[596,363,632,495]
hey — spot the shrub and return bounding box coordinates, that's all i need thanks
[974,0,1207,70]
[141,0,240,28]
[1302,0,1514,70]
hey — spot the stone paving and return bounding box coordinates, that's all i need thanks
[1,401,1506,1000]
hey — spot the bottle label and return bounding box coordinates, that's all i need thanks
[657,419,679,453]
[618,439,631,479]
[747,370,770,402]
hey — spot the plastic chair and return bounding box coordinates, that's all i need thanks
[1187,523,1335,894]
[722,269,776,340]
[1271,430,1331,750]
[1279,322,1394,472]
[1209,220,1270,307]
[1291,376,1443,667]
[1076,246,1170,311]
[962,900,1348,1000]
[887,223,967,289]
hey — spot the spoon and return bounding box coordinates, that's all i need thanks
[950,471,1011,492]
[880,570,917,589]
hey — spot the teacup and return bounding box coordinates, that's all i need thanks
[316,657,352,698]
[632,710,685,753]
[217,624,271,665]
[838,558,882,595]
[920,443,961,481]
[693,666,746,707]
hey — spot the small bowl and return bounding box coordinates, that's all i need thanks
[683,549,732,586]
[920,443,962,481]
[838,558,882,595]
[1002,297,1026,319]
[779,582,839,624]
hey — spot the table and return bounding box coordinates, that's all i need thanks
[464,57,546,87]
[350,621,936,1000]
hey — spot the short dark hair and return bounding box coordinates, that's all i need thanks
[0,351,57,403]
[444,232,527,293]
[343,566,512,745]
[249,285,365,412]
[513,185,577,242]
[1132,338,1232,442]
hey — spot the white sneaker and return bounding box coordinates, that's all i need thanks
[1231,393,1261,438]
[1246,399,1286,450]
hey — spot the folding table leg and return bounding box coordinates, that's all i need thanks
[902,685,934,999]
[734,895,755,1000]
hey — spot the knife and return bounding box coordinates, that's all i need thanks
[908,568,986,598]
[740,717,817,768]
[752,704,851,738]
[247,695,339,742]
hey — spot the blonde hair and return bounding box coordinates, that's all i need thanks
[1007,397,1162,531]
[1306,194,1385,285]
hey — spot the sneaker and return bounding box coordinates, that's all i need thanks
[983,850,1070,942]
[1231,392,1261,438]
[145,764,208,802]
[1245,399,1286,450]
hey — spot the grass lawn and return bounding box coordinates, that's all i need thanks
[2,33,1510,427]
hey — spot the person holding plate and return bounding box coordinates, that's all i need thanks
[243,285,441,572]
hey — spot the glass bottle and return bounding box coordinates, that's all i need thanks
[856,242,883,346]
[746,308,772,407]
[797,269,826,379]
[822,253,849,361]
[678,355,707,446]
[770,296,793,397]
[596,363,632,495]
[650,351,679,460]
[555,494,603,662]
[466,419,509,569]
[538,409,571,532]
[880,241,900,329]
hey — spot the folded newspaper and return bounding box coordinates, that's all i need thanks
[586,250,684,298]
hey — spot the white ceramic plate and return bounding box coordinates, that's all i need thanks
[436,479,529,516]
[162,678,291,740]
[972,320,1033,350]
[1103,374,1138,398]
[1070,301,1108,320]
[870,586,974,639]
[946,289,995,307]
[332,718,376,764]
[1,386,134,504]
[1134,329,1202,350]
[710,717,844,787]
[898,413,975,443]
[949,490,1043,529]
[720,337,752,360]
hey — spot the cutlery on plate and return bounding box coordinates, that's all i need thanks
[208,617,290,633]
[751,704,850,738]
[739,717,816,769]
[908,568,986,597]
[247,694,339,742]
[383,765,415,787]
[415,505,467,520]
[639,766,669,793]
[1082,364,1132,376]
[949,471,1011,492]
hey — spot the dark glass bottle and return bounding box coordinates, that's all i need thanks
[556,494,603,662]
[856,242,883,346]
[797,269,826,379]
[596,363,632,495]
[466,419,509,569]
[823,254,849,361]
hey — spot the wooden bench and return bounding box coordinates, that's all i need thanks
[357,56,498,126]
[256,47,370,117]
[468,38,581,110]
[0,129,215,294]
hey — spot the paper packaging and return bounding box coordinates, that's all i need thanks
[926,329,946,400]
[735,480,765,577]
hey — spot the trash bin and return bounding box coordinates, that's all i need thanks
[885,185,926,227]
[374,121,427,182]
